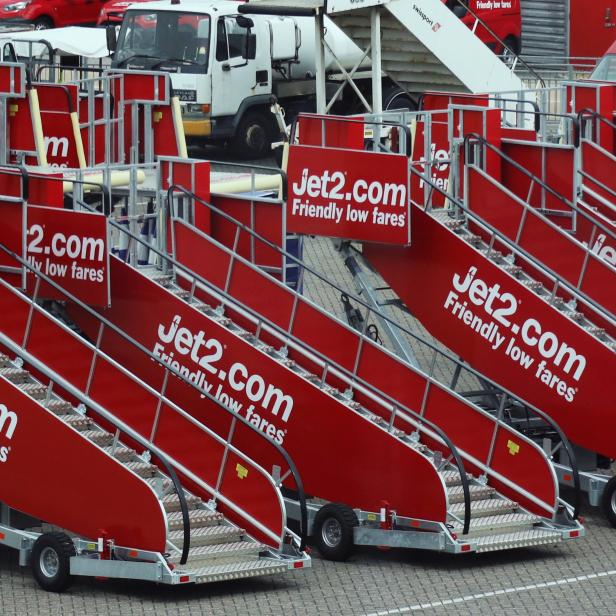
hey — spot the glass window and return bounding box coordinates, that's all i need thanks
[215,16,249,62]
[115,11,210,68]
[591,55,616,82]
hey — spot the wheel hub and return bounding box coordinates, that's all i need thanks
[322,517,342,548]
[39,546,60,578]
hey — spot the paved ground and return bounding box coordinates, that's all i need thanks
[1,495,614,615]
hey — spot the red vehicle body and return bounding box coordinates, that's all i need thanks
[0,0,105,29]
[444,0,522,55]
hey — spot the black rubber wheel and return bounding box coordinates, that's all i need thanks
[383,86,417,112]
[31,532,76,592]
[233,110,275,159]
[34,16,53,30]
[313,502,358,561]
[601,476,616,528]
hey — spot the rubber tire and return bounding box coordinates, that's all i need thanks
[601,475,616,528]
[31,532,76,592]
[383,87,417,112]
[313,503,358,562]
[233,110,275,159]
[34,17,53,30]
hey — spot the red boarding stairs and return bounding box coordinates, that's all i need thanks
[58,178,585,558]
[0,206,309,591]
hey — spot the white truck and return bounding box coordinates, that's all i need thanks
[108,0,413,157]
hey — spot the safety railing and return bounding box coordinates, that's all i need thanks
[64,188,473,534]
[0,241,307,553]
[158,184,575,523]
[462,133,616,318]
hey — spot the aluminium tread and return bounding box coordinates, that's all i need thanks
[168,525,244,547]
[186,559,289,584]
[167,509,223,531]
[170,541,259,565]
[448,484,495,503]
[470,528,563,552]
[449,497,517,518]
[450,512,541,536]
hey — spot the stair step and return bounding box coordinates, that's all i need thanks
[162,493,202,513]
[169,526,244,550]
[441,470,473,487]
[44,399,74,415]
[122,461,158,479]
[173,541,260,566]
[103,445,135,462]
[450,513,541,537]
[522,279,544,292]
[18,383,48,399]
[61,414,93,430]
[167,509,224,531]
[0,353,10,367]
[184,558,289,584]
[448,484,495,503]
[80,430,114,447]
[469,528,563,553]
[584,325,605,337]
[0,368,30,383]
[449,497,518,518]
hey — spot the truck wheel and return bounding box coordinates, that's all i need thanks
[601,476,616,528]
[383,87,417,112]
[31,532,76,592]
[34,17,53,30]
[313,503,358,561]
[233,110,275,159]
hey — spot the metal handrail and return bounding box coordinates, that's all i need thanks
[165,185,579,519]
[463,133,616,246]
[578,171,616,215]
[577,107,616,136]
[0,243,306,552]
[79,188,473,534]
[0,299,192,565]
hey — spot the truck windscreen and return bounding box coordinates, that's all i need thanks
[115,11,211,69]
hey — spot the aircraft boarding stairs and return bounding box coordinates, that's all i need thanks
[244,0,523,96]
[361,139,616,463]
[55,186,585,557]
[0,232,309,590]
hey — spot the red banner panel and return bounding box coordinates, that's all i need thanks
[25,206,110,307]
[287,145,410,244]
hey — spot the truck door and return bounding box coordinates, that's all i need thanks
[570,0,616,58]
[210,15,268,117]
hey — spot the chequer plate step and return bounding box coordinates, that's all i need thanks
[167,509,223,531]
[449,497,517,518]
[470,528,563,553]
[170,541,258,565]
[187,559,290,584]
[448,484,495,503]
[169,525,245,548]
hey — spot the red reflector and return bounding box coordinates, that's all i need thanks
[563,474,572,482]
[0,532,5,540]
[569,530,579,538]
[451,532,457,540]
[411,520,420,528]
[461,544,472,552]
[579,516,585,524]
[128,550,138,558]
[293,561,304,569]
[179,575,190,583]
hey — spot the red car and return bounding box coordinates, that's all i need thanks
[0,0,105,29]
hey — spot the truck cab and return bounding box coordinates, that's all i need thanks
[444,0,521,56]
[113,0,276,156]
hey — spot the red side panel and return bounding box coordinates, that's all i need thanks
[171,221,558,517]
[0,374,166,551]
[363,205,615,459]
[297,115,364,150]
[68,257,448,523]
[466,166,616,317]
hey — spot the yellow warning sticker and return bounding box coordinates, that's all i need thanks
[367,513,377,522]
[507,439,520,456]
[236,463,248,479]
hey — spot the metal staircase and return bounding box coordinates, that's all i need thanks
[328,0,524,94]
[0,349,302,585]
[72,194,584,555]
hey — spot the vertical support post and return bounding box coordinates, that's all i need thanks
[314,10,326,115]
[370,7,383,117]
